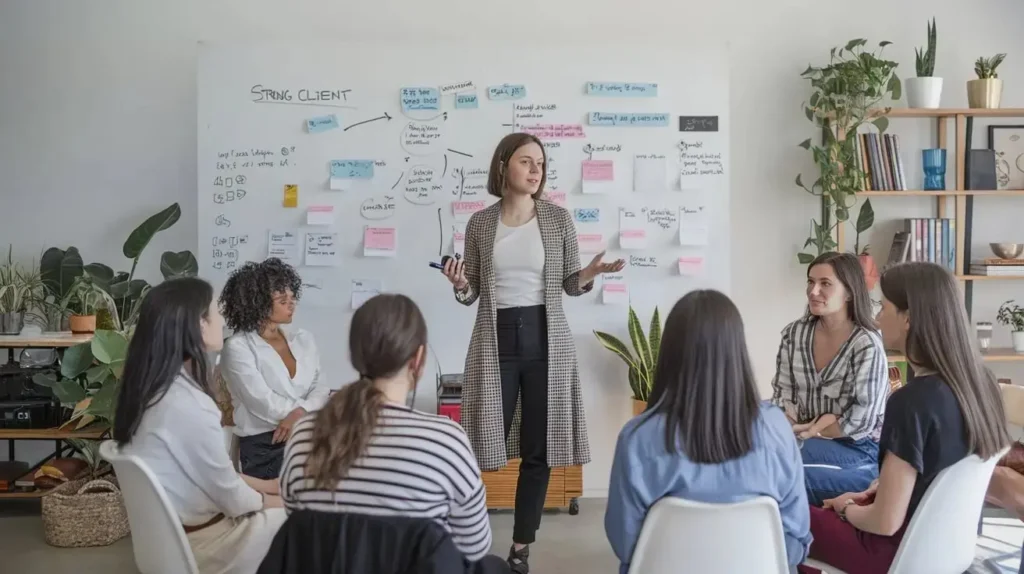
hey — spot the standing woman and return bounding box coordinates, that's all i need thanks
[771,252,890,506]
[219,259,330,480]
[441,132,624,573]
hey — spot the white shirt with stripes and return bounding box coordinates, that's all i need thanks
[279,403,492,562]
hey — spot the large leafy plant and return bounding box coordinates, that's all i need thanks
[795,38,900,264]
[33,329,127,429]
[593,307,661,402]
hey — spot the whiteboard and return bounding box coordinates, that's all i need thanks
[197,41,730,411]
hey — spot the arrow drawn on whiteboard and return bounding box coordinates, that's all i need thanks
[391,171,405,190]
[344,112,393,131]
[442,155,448,178]
[446,148,473,158]
[437,208,444,256]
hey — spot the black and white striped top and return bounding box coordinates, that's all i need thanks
[279,404,492,562]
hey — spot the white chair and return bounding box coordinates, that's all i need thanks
[99,440,199,574]
[627,496,790,574]
[805,446,1009,574]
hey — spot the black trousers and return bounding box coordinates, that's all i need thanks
[497,305,549,545]
[238,430,285,479]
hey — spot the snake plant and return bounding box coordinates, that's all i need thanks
[593,306,661,402]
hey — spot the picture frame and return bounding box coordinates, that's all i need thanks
[987,125,1024,190]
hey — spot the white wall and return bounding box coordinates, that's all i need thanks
[2,0,1024,495]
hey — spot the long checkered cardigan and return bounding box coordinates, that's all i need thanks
[455,199,592,472]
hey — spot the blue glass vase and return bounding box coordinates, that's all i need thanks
[922,149,947,191]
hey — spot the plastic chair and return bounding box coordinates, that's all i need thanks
[99,440,199,574]
[805,446,1009,574]
[627,496,790,574]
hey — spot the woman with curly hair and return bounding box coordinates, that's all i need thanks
[219,258,330,479]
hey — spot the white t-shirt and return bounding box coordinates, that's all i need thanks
[493,216,546,308]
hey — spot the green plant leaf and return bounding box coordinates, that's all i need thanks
[61,342,94,378]
[798,139,812,150]
[40,247,83,300]
[91,330,128,365]
[123,203,182,259]
[86,365,110,385]
[873,116,889,133]
[627,367,643,401]
[107,280,130,299]
[855,199,875,233]
[86,376,121,424]
[888,75,902,100]
[648,307,661,380]
[879,41,893,47]
[835,206,850,221]
[593,331,639,372]
[628,307,652,383]
[84,263,115,283]
[160,251,199,279]
[52,379,88,406]
[32,372,57,388]
[795,174,805,189]
[798,253,815,264]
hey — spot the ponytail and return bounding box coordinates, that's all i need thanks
[305,376,386,489]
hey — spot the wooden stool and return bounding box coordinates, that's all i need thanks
[481,459,582,515]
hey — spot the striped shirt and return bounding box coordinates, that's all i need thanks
[279,404,492,561]
[770,316,889,441]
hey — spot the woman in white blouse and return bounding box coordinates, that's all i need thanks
[114,277,285,574]
[218,259,329,479]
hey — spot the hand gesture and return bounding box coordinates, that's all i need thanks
[443,257,469,291]
[823,490,870,512]
[581,251,625,283]
[272,407,306,444]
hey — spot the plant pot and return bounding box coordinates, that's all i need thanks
[1013,331,1024,353]
[0,311,25,335]
[68,315,96,334]
[967,79,1003,109]
[905,77,943,109]
[632,399,647,417]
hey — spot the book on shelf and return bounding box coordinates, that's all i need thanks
[896,218,956,271]
[854,132,907,191]
[969,261,1024,275]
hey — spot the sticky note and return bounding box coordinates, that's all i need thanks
[453,224,467,256]
[574,208,600,223]
[401,87,440,111]
[307,114,340,133]
[453,200,486,222]
[488,84,527,100]
[305,233,338,266]
[578,233,605,254]
[588,112,671,127]
[679,225,710,246]
[546,191,567,207]
[634,155,668,192]
[455,93,479,109]
[283,185,298,208]
[307,205,334,226]
[680,192,709,224]
[619,209,647,249]
[329,177,351,191]
[602,274,629,305]
[679,136,726,190]
[582,160,615,194]
[268,230,299,263]
[364,227,397,257]
[440,81,475,95]
[351,279,383,310]
[586,82,659,97]
[520,124,586,139]
[330,160,374,179]
[678,256,705,277]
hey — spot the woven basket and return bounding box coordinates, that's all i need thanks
[41,476,130,547]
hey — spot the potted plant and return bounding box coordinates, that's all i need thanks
[594,306,661,416]
[0,246,45,335]
[906,18,941,108]
[795,38,900,264]
[997,300,1024,352]
[64,276,108,335]
[968,53,1006,109]
[39,247,85,331]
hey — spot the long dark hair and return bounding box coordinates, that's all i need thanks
[807,251,876,331]
[113,277,215,445]
[487,132,547,199]
[646,290,760,463]
[880,262,1009,458]
[305,294,428,488]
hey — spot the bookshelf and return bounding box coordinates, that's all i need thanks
[837,107,1024,364]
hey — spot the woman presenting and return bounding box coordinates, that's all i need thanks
[442,132,623,574]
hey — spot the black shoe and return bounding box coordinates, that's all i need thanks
[507,544,530,574]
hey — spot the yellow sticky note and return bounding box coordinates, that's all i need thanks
[283,184,298,208]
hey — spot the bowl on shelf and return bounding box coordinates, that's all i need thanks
[990,243,1024,260]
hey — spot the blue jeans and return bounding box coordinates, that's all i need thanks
[801,437,879,506]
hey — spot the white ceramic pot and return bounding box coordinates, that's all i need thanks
[905,77,943,109]
[1013,331,1024,353]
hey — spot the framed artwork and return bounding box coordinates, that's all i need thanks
[988,125,1024,190]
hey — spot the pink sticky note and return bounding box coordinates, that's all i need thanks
[678,256,705,276]
[620,229,646,238]
[453,200,486,220]
[453,225,467,255]
[546,191,567,207]
[578,233,605,254]
[364,227,397,256]
[306,205,334,226]
[582,160,614,181]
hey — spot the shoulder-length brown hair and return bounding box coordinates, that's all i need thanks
[880,262,1008,459]
[487,132,547,199]
[807,251,877,332]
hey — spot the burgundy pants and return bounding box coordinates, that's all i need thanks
[797,505,902,574]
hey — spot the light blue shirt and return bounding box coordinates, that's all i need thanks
[605,402,812,573]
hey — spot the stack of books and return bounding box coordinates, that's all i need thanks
[969,258,1024,276]
[854,132,908,191]
[886,218,956,272]
[436,373,463,423]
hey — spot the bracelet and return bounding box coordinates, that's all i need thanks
[837,499,855,521]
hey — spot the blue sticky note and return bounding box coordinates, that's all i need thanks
[487,84,527,100]
[455,93,479,109]
[306,114,340,133]
[588,112,671,127]
[574,208,600,223]
[586,82,658,97]
[401,87,440,112]
[330,160,375,179]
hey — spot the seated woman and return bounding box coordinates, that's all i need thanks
[605,290,812,574]
[114,277,285,574]
[219,258,330,479]
[772,252,890,505]
[800,262,1009,573]
[279,293,502,569]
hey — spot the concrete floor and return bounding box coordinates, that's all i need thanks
[0,498,1021,573]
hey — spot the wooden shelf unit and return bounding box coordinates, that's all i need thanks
[836,108,1024,326]
[0,423,110,499]
[887,348,1024,364]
